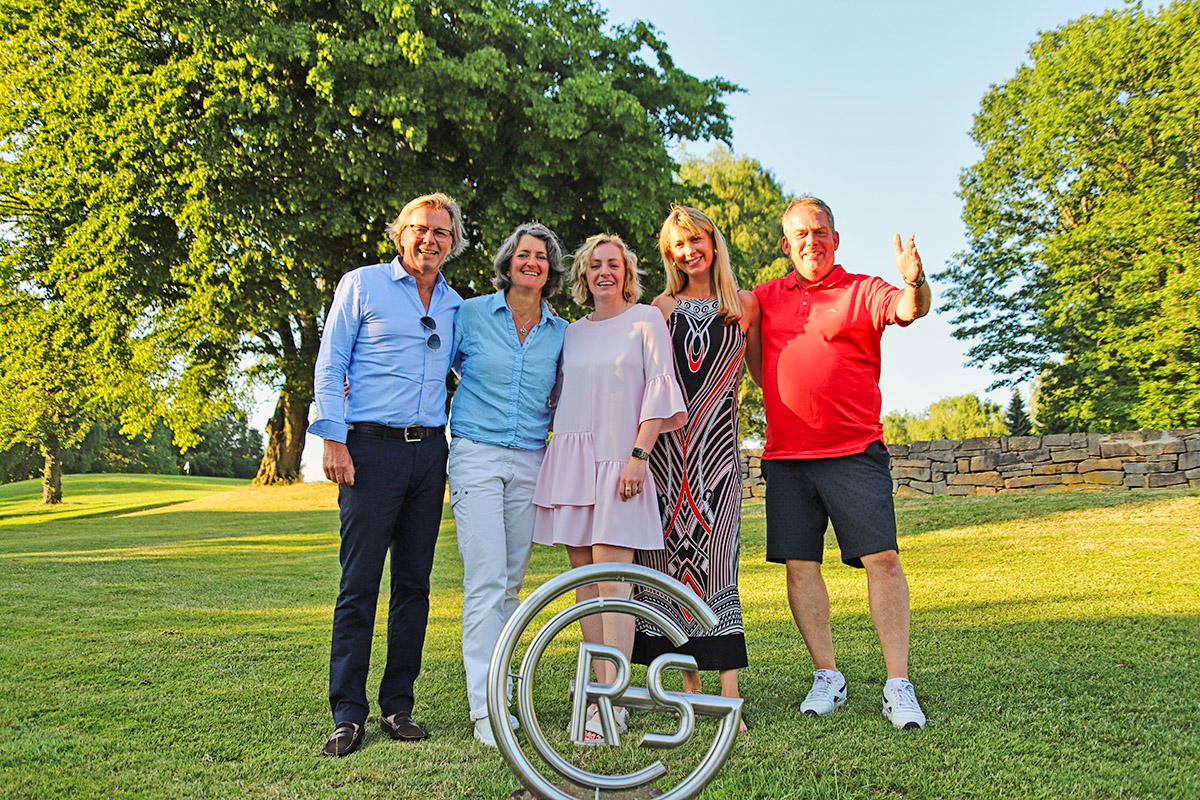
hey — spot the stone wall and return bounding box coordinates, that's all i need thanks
[740,429,1200,499]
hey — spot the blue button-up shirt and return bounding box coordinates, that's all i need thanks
[310,257,463,443]
[449,291,566,450]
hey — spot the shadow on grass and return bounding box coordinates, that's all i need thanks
[0,509,462,567]
[8,608,1189,800]
[0,511,343,559]
[1,482,1195,800]
[894,487,1200,537]
[0,473,242,499]
[0,500,211,523]
[0,474,248,525]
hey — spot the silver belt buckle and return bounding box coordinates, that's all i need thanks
[404,426,421,443]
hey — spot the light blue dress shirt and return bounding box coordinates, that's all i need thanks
[449,291,567,450]
[310,257,463,443]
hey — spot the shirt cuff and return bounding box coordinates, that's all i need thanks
[307,419,348,444]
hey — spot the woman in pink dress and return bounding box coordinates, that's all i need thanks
[532,233,687,742]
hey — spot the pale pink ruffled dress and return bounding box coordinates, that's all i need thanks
[532,304,687,549]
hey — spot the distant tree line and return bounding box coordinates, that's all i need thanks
[0,411,264,486]
[883,392,1038,445]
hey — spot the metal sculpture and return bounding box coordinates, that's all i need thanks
[487,563,743,800]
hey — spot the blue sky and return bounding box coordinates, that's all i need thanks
[592,0,1156,418]
[281,0,1153,479]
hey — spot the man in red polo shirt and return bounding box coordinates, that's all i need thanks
[748,195,932,729]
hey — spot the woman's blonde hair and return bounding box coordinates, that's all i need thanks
[569,233,642,308]
[659,205,741,321]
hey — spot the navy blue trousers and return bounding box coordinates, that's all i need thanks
[329,430,448,726]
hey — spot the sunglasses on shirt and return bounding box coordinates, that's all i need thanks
[420,316,441,350]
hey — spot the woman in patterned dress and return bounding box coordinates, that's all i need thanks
[633,206,760,727]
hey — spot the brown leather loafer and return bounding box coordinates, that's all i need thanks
[321,721,364,757]
[381,711,429,741]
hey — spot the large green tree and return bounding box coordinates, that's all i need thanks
[0,292,102,502]
[1,0,736,483]
[939,1,1200,432]
[675,146,792,443]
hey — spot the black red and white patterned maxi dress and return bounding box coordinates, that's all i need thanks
[633,297,748,670]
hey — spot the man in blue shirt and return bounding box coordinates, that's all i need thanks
[310,192,465,757]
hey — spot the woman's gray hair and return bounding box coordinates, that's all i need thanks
[491,222,566,298]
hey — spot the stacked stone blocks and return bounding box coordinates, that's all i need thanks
[739,429,1200,498]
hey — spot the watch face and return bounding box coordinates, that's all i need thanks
[632,447,650,460]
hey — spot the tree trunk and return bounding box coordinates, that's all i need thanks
[42,444,63,504]
[253,385,309,485]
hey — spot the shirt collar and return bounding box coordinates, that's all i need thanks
[487,290,558,324]
[486,290,509,313]
[391,256,449,291]
[389,255,408,282]
[785,264,846,290]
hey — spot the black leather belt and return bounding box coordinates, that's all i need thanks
[347,422,444,442]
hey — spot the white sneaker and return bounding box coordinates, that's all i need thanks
[472,714,520,747]
[882,678,926,730]
[800,669,847,716]
[473,718,497,747]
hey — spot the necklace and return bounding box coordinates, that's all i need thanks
[507,299,541,336]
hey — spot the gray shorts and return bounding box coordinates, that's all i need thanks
[764,441,898,568]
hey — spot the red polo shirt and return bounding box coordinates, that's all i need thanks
[753,265,907,459]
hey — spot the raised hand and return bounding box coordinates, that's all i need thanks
[893,233,924,285]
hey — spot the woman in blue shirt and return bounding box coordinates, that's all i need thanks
[448,222,568,747]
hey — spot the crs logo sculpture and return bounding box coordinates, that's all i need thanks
[487,563,743,800]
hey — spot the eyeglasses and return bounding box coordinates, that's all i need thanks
[420,316,441,350]
[407,224,453,243]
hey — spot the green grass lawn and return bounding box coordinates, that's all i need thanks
[0,474,1196,799]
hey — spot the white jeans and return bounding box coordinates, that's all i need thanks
[448,436,544,720]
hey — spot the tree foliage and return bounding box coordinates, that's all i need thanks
[183,410,265,479]
[939,2,1200,432]
[675,146,792,443]
[883,394,1008,445]
[0,0,736,482]
[0,291,105,502]
[676,146,793,287]
[1006,390,1033,437]
[0,443,41,485]
[1,411,266,484]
